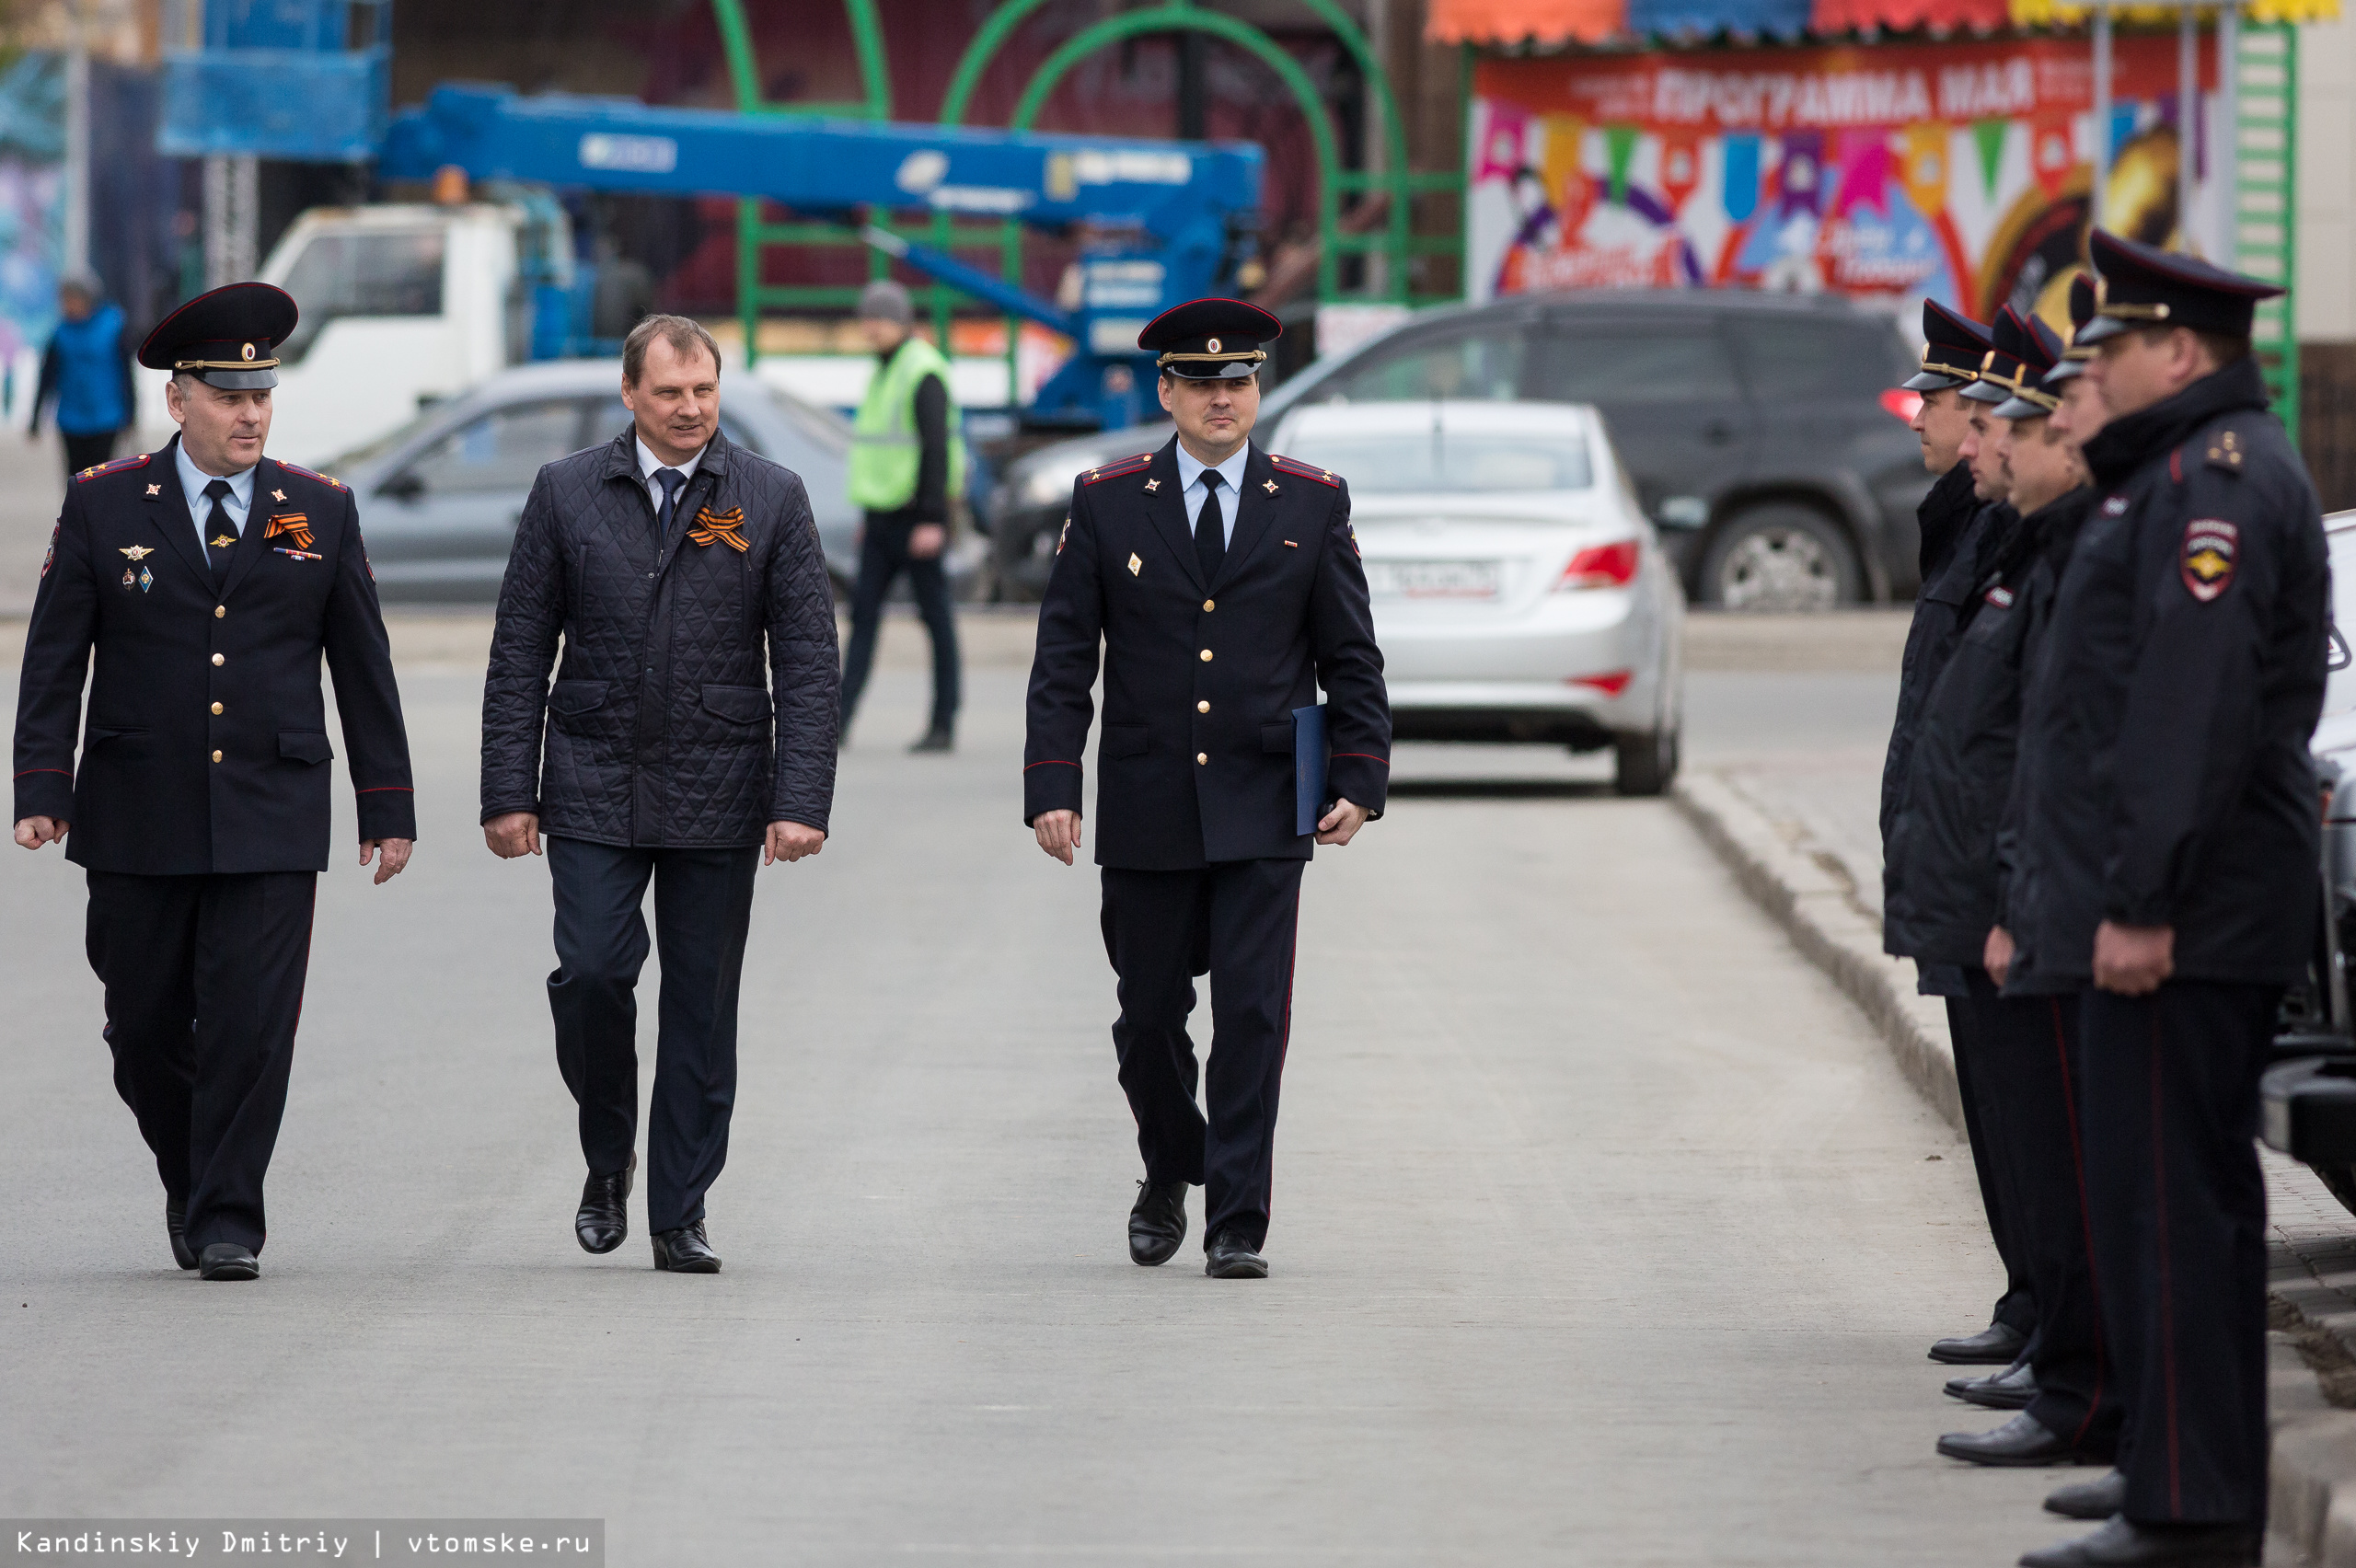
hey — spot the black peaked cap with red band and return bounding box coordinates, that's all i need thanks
[1138,297,1282,381]
[138,282,299,390]
[2075,228,2283,347]
[1903,299,1993,392]
[2046,272,2100,384]
[1992,310,2066,419]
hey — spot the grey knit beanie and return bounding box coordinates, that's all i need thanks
[857,280,914,326]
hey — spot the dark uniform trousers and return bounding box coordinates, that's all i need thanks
[2080,981,2277,1526]
[546,836,759,1235]
[1103,859,1303,1249]
[87,869,317,1255]
[1957,971,2121,1453]
[1945,986,2040,1340]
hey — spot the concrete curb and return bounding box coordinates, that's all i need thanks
[1672,766,2356,1568]
[1670,770,1964,1134]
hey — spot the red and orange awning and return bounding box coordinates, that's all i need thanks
[1426,0,2330,45]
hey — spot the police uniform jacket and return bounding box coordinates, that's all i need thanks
[480,428,838,847]
[1879,466,2008,853]
[12,438,414,874]
[2005,357,2327,992]
[1885,487,2093,965]
[1022,437,1390,869]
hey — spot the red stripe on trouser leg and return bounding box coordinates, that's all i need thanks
[2150,1008,2182,1515]
[2054,997,2108,1450]
[1262,890,1300,1228]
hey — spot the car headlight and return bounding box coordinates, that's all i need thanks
[1019,463,1079,508]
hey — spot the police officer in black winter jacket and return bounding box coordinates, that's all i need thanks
[1892,305,2127,1474]
[1882,298,2035,1368]
[2011,232,2327,1568]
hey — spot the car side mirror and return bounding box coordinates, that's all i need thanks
[1654,496,1708,530]
[378,471,425,503]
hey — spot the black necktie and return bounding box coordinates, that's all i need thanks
[202,478,236,582]
[1195,469,1226,584]
[653,467,686,539]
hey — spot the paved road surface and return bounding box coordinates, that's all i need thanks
[1,628,2083,1564]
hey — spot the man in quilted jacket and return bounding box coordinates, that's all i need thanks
[480,316,838,1274]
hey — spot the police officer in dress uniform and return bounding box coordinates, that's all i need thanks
[2010,232,2327,1568]
[1023,298,1390,1279]
[1887,299,2042,1368]
[11,282,416,1282]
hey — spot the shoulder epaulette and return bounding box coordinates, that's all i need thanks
[2203,426,2247,476]
[274,459,350,492]
[73,452,152,484]
[1268,454,1343,488]
[1079,453,1155,487]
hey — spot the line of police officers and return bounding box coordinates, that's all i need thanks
[1883,230,2327,1568]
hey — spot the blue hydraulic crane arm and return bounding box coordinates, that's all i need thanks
[381,82,1263,245]
[858,225,1074,339]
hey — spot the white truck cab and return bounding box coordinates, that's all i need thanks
[137,203,525,468]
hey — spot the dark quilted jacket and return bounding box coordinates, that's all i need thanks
[480,429,838,847]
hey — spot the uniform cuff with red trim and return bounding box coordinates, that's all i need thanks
[1022,758,1082,825]
[1328,754,1390,819]
[13,767,75,825]
[355,786,418,843]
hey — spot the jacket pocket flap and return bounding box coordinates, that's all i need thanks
[85,725,145,742]
[701,684,771,724]
[1261,722,1296,755]
[278,731,334,765]
[1103,724,1149,758]
[547,680,608,716]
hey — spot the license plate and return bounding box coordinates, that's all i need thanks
[1365,559,1499,600]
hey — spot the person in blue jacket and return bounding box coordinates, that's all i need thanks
[31,271,136,480]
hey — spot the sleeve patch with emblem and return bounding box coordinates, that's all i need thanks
[2181,519,2238,602]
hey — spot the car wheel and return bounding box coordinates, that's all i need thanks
[2313,1160,2356,1219]
[1612,724,1680,797]
[1697,504,1862,612]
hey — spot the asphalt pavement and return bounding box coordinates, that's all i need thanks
[0,611,2080,1565]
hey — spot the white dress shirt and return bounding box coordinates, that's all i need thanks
[1173,441,1251,547]
[635,435,706,519]
[175,442,255,557]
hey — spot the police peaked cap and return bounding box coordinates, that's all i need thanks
[1139,298,1282,381]
[2074,228,2282,347]
[1964,306,2059,410]
[2046,273,2099,384]
[138,282,299,390]
[1902,299,1992,392]
[1992,311,2066,419]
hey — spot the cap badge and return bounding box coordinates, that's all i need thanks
[2181,519,2239,602]
[1206,337,1221,352]
[1127,552,1142,576]
[240,342,255,361]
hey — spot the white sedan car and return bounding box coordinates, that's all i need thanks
[1266,400,1685,794]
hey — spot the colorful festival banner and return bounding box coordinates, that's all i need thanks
[1467,35,2219,324]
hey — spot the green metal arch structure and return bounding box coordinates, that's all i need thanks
[712,0,895,364]
[937,0,1420,306]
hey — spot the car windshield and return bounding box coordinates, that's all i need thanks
[1279,431,1592,495]
[323,403,451,471]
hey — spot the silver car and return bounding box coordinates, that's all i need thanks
[1266,399,1685,795]
[320,359,964,603]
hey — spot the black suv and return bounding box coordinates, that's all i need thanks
[987,290,1930,609]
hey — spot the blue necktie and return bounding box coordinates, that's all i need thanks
[653,467,686,538]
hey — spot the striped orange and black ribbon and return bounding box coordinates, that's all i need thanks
[264,513,313,549]
[689,505,748,552]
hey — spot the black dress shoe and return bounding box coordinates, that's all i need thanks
[1128,1181,1187,1266]
[166,1197,195,1271]
[908,728,953,754]
[1930,1320,2030,1364]
[1946,1356,2038,1410]
[652,1220,722,1274]
[575,1153,634,1254]
[2046,1470,2129,1520]
[1937,1412,2095,1467]
[197,1242,259,1281]
[1204,1229,1267,1279]
[2018,1516,2260,1567]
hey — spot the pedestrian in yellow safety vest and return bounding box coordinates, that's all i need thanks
[841,280,965,753]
